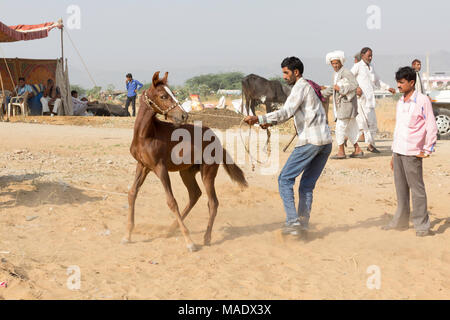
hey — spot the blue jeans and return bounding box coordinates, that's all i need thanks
[278,143,332,226]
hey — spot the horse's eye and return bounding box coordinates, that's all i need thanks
[160,95,167,99]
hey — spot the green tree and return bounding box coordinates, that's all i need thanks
[185,72,244,92]
[70,84,87,96]
[86,86,102,100]
[106,83,115,94]
[269,76,284,84]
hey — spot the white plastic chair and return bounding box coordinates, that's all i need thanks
[8,95,29,117]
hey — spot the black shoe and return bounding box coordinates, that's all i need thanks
[416,230,434,237]
[382,224,409,231]
[367,147,381,154]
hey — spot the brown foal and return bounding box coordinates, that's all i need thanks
[123,71,248,252]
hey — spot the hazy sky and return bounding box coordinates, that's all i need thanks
[1,0,449,88]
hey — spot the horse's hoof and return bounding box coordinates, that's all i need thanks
[203,239,211,246]
[121,238,131,244]
[187,243,198,252]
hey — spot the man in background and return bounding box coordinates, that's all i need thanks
[125,73,143,116]
[41,79,63,115]
[322,51,363,159]
[351,47,396,153]
[412,59,425,94]
[71,90,98,116]
[15,77,34,113]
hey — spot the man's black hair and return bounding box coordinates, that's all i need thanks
[412,59,421,65]
[18,77,25,81]
[395,66,416,84]
[281,57,304,75]
[71,90,78,96]
[360,47,372,55]
[126,73,133,78]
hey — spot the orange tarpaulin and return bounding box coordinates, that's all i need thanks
[0,58,57,92]
[0,21,60,43]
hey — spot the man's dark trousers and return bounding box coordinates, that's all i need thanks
[125,95,137,116]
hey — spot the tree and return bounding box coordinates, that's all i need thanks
[70,84,87,96]
[185,72,244,92]
[86,86,102,100]
[269,76,284,84]
[106,83,115,94]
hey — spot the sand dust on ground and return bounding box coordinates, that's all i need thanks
[0,111,449,300]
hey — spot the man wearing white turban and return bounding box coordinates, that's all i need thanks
[351,47,396,153]
[321,51,363,159]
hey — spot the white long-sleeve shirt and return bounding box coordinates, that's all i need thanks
[258,77,332,147]
[351,60,390,109]
[72,96,88,115]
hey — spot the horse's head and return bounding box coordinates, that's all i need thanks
[143,71,188,125]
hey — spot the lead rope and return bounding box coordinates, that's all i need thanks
[239,119,272,171]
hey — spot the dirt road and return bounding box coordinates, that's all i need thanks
[0,121,449,299]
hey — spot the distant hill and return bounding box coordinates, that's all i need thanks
[68,51,450,90]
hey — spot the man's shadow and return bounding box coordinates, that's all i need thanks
[430,216,450,235]
[214,214,392,245]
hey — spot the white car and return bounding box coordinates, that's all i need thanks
[429,90,450,139]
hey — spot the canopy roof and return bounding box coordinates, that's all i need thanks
[0,21,61,43]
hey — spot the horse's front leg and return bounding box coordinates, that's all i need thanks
[122,162,149,244]
[154,164,197,252]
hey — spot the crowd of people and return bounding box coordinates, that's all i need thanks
[244,47,438,238]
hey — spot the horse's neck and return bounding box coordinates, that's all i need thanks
[134,105,157,139]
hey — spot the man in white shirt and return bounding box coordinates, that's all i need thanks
[71,90,93,116]
[322,51,363,159]
[244,57,332,236]
[412,59,425,94]
[351,47,396,153]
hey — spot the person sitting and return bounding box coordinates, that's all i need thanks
[71,90,98,116]
[41,79,63,116]
[13,77,34,114]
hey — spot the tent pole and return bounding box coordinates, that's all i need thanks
[59,18,64,72]
[0,73,5,121]
[0,73,9,121]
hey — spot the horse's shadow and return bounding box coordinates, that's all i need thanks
[214,221,282,245]
[135,213,449,249]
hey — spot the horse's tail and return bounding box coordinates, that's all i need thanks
[222,149,248,188]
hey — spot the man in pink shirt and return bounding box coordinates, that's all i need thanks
[383,67,437,236]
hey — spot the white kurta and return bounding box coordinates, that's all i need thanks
[351,60,390,145]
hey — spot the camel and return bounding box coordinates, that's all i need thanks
[123,71,248,252]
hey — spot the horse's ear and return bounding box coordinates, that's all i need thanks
[162,72,169,84]
[152,71,161,87]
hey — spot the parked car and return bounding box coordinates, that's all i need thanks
[429,90,450,139]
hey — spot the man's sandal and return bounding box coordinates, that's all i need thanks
[330,154,347,160]
[349,152,364,158]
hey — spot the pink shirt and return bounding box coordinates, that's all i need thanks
[392,90,437,156]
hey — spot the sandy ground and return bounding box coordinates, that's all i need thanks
[0,115,449,300]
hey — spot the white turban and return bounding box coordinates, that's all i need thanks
[326,50,346,65]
